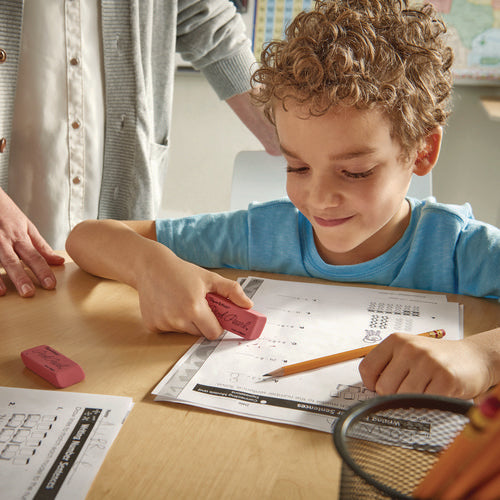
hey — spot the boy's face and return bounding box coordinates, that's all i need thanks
[275,103,417,265]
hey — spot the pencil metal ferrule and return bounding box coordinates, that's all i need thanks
[467,405,495,433]
[429,329,446,339]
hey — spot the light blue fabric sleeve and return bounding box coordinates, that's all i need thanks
[155,199,309,274]
[246,200,308,275]
[402,200,500,298]
[455,218,500,298]
[155,209,250,269]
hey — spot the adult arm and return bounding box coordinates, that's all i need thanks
[0,188,64,297]
[226,90,280,156]
[65,219,252,339]
[176,0,280,155]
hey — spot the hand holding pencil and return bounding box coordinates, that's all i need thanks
[359,329,496,399]
[263,329,446,378]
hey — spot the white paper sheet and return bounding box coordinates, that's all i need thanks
[154,277,462,438]
[0,387,133,500]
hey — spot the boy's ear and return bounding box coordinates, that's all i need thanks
[413,127,443,176]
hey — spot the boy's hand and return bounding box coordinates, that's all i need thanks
[359,333,493,400]
[135,245,253,339]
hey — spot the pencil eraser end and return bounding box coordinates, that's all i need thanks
[21,345,85,388]
[206,293,267,340]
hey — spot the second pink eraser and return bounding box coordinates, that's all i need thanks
[21,345,85,388]
[206,293,267,340]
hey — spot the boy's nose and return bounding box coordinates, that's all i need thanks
[309,174,342,208]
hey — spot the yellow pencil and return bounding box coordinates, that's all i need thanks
[469,470,500,500]
[413,386,500,499]
[262,329,446,378]
[440,422,500,499]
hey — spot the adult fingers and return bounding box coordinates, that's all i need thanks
[28,223,65,266]
[0,242,36,297]
[14,239,58,290]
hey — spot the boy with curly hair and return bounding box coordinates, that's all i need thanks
[66,0,500,400]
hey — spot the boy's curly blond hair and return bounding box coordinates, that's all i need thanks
[252,0,454,153]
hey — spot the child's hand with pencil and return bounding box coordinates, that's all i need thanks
[359,331,498,399]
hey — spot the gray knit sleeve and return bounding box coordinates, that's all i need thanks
[176,0,256,100]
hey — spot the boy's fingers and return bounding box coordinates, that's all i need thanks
[213,278,253,309]
[373,361,408,395]
[359,346,391,391]
[193,308,225,340]
[396,371,432,395]
[167,305,224,340]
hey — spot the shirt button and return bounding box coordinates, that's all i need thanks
[0,138,6,153]
[70,57,80,66]
[0,49,6,63]
[72,120,81,129]
[72,176,81,185]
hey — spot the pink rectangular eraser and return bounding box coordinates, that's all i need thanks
[206,293,267,340]
[21,345,85,388]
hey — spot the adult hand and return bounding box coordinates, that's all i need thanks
[0,188,65,297]
[359,332,493,400]
[226,89,281,156]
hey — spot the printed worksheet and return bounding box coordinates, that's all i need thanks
[0,387,133,500]
[154,277,462,439]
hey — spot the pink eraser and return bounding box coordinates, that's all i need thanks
[206,293,267,340]
[21,345,85,388]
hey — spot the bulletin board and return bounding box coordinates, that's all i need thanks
[251,0,313,59]
[426,0,500,84]
[239,0,500,84]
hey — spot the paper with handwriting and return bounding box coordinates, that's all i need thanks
[153,277,462,436]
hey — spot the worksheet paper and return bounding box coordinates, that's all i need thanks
[0,387,133,500]
[153,277,462,437]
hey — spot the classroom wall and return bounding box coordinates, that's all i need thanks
[162,71,500,228]
[161,71,262,219]
[435,84,500,227]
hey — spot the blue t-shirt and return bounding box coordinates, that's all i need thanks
[156,197,500,298]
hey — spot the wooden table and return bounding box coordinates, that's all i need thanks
[1,257,499,499]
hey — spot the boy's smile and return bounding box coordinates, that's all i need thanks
[275,103,419,266]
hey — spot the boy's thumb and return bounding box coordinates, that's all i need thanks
[212,279,253,309]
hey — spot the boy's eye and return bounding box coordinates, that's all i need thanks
[342,168,374,179]
[286,165,309,174]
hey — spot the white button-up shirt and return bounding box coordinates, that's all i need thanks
[9,0,105,250]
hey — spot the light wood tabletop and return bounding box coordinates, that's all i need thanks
[1,256,499,499]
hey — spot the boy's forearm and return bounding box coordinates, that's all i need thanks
[65,220,170,289]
